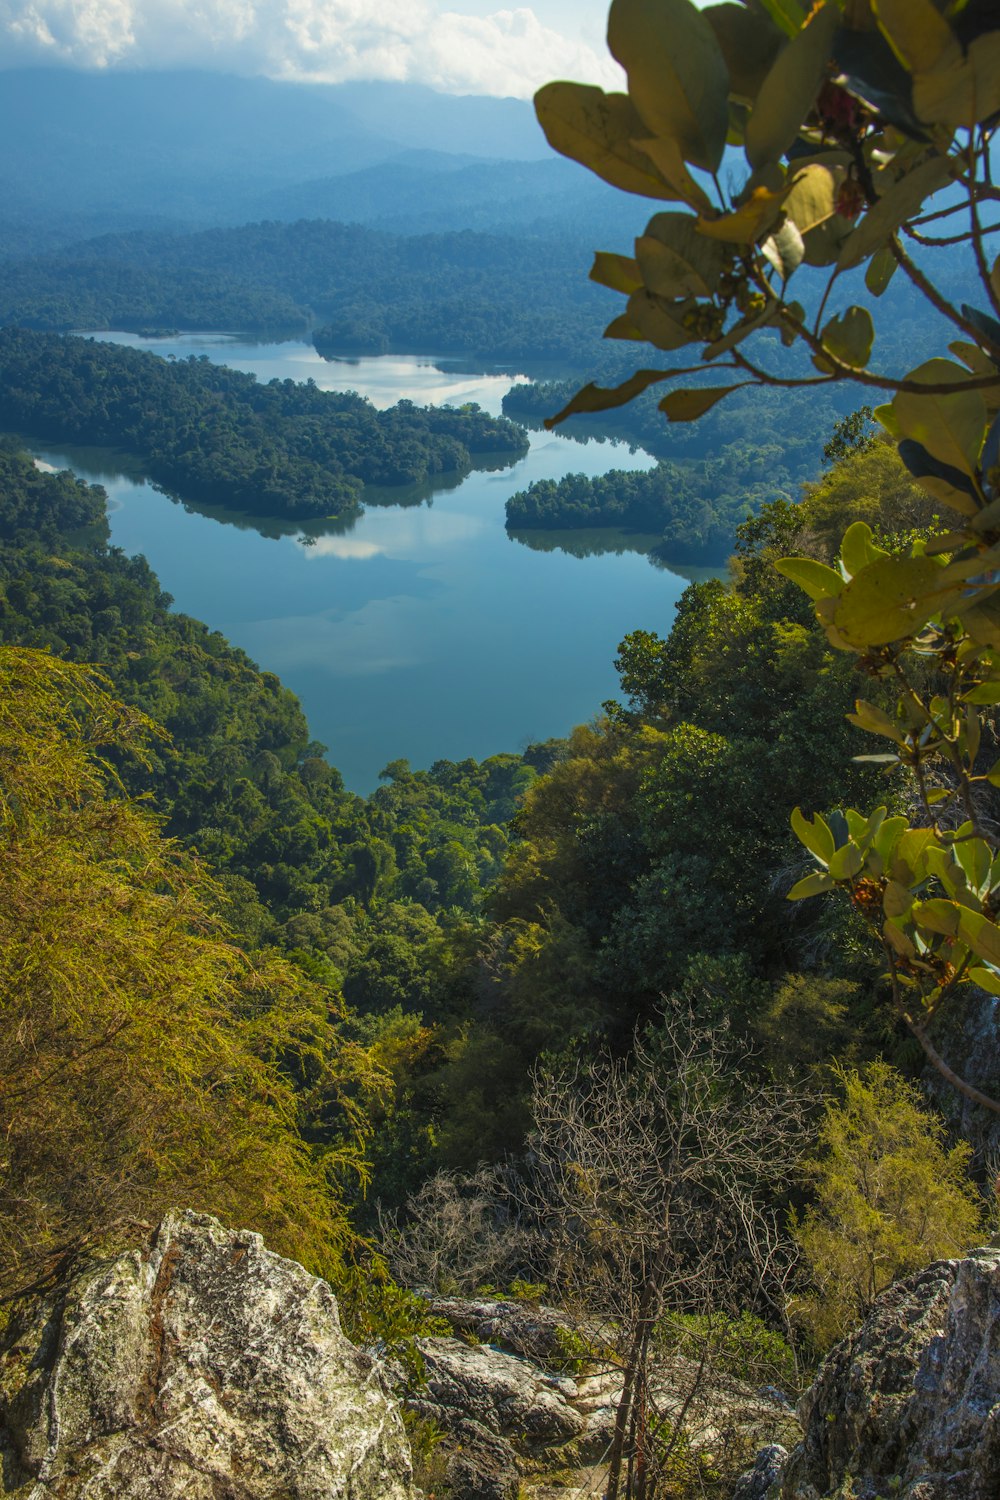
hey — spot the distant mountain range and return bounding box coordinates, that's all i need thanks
[2,69,644,249]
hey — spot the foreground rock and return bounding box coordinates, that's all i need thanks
[0,1209,413,1499]
[412,1297,795,1500]
[773,1246,1000,1499]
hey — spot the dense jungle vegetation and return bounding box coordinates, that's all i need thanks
[0,329,526,520]
[0,429,950,1199]
[0,220,612,362]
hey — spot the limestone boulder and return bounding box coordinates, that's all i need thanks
[0,1209,413,1499]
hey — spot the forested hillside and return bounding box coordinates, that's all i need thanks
[0,430,947,1181]
[0,220,613,361]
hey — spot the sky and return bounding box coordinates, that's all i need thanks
[0,0,629,97]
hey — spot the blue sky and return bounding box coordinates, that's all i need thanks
[0,0,630,96]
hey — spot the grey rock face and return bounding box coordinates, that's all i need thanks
[409,1402,521,1500]
[732,1444,788,1500]
[417,1335,585,1451]
[425,1296,580,1367]
[0,1209,413,1499]
[782,1247,1000,1500]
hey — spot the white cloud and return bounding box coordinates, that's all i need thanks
[296,535,383,559]
[0,0,621,96]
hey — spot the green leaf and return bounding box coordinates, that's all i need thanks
[791,805,836,864]
[897,436,981,517]
[954,836,992,895]
[954,587,1000,649]
[892,359,988,477]
[782,163,838,236]
[950,339,998,378]
[925,844,966,898]
[605,314,645,340]
[626,290,701,351]
[701,304,776,357]
[839,155,953,273]
[912,897,962,936]
[957,908,1000,967]
[608,0,731,172]
[774,556,845,601]
[873,0,959,75]
[969,966,1000,996]
[873,815,909,867]
[865,244,898,297]
[874,401,900,437]
[745,0,839,171]
[761,220,805,280]
[801,213,854,267]
[543,368,681,428]
[987,757,1000,787]
[840,521,889,578]
[637,213,729,297]
[659,385,741,421]
[590,252,643,294]
[754,0,804,41]
[703,3,784,105]
[965,703,982,765]
[788,871,836,900]
[829,841,864,879]
[884,920,918,959]
[891,827,938,883]
[837,155,954,272]
[833,554,963,648]
[534,84,690,201]
[632,136,717,214]
[884,879,914,918]
[847,698,904,742]
[913,31,1000,131]
[697,187,789,245]
[817,306,875,370]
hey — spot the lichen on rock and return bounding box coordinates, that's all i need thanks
[778,1246,1000,1499]
[0,1208,414,1499]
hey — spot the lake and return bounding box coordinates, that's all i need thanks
[31,334,697,793]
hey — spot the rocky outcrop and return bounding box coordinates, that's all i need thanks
[0,1209,413,1499]
[409,1334,592,1500]
[425,1295,582,1367]
[412,1298,795,1500]
[417,1336,586,1451]
[732,1444,788,1500]
[777,1246,1000,1499]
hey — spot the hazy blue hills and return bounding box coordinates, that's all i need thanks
[247,154,646,238]
[0,70,552,237]
[0,69,655,249]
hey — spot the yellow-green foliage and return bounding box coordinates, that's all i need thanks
[0,645,382,1297]
[792,1062,984,1351]
[796,440,939,563]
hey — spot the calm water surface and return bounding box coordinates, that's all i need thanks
[34,334,694,793]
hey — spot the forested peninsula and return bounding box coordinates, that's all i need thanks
[0,328,527,520]
[506,454,800,563]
